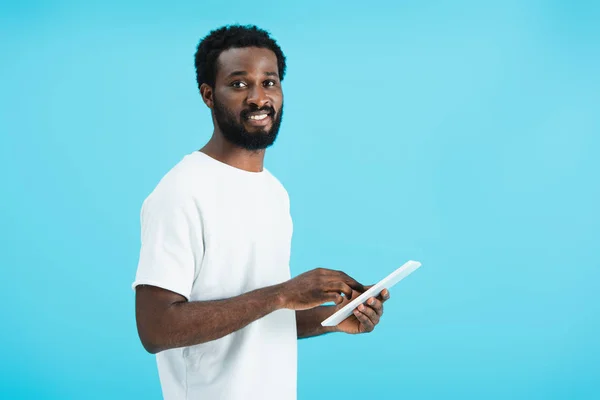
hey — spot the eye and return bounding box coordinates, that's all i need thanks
[231,81,247,88]
[264,80,277,87]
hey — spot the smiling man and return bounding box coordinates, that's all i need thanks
[133,25,390,400]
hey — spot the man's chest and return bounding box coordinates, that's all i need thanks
[190,189,293,300]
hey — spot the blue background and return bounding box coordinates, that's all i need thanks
[1,1,599,399]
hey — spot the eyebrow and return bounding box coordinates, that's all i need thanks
[226,71,279,79]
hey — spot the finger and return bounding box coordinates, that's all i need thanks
[348,280,365,293]
[353,308,375,332]
[377,288,390,302]
[340,274,365,292]
[326,292,344,305]
[324,281,349,297]
[326,282,353,299]
[357,303,380,325]
[366,297,384,316]
[326,270,365,293]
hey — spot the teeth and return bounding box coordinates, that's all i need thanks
[249,114,268,120]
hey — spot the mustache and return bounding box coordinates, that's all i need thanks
[240,105,276,119]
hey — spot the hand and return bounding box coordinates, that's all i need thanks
[335,286,390,334]
[280,268,365,310]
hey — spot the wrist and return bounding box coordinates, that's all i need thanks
[270,283,287,310]
[322,324,339,334]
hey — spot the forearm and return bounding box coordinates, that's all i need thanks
[140,284,284,353]
[296,306,339,339]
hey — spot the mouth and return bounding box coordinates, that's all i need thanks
[243,110,273,128]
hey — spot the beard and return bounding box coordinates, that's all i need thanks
[212,96,284,151]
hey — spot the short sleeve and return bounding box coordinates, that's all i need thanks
[132,188,202,300]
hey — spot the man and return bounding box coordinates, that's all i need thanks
[133,24,390,399]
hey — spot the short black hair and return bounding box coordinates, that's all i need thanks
[194,24,287,91]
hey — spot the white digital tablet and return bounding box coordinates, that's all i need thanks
[321,260,422,327]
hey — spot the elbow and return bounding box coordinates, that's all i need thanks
[136,308,169,354]
[137,321,168,354]
[144,344,161,355]
[138,328,167,354]
[135,287,186,354]
[140,337,160,354]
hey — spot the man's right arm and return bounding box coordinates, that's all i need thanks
[135,268,364,354]
[135,284,284,354]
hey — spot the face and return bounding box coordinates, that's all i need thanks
[203,47,284,151]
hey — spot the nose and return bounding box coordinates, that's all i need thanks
[246,85,270,109]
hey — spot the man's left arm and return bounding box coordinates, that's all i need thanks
[296,288,390,339]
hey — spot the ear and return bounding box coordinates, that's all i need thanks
[200,83,214,109]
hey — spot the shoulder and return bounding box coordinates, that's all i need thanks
[141,152,207,214]
[263,168,291,204]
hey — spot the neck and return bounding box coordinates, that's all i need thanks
[200,132,266,173]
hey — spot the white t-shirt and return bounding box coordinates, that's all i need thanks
[132,151,297,400]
